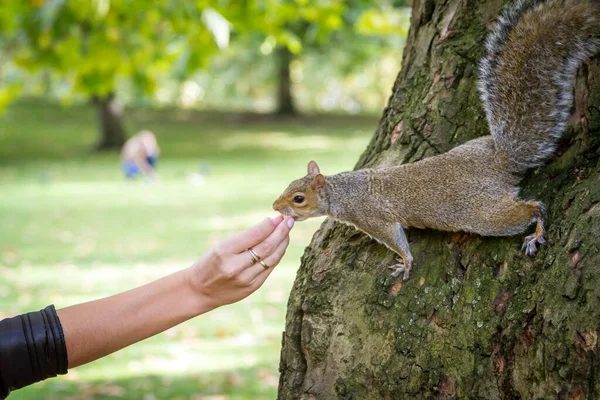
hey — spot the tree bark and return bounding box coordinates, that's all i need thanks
[275,46,297,116]
[93,93,127,150]
[277,0,600,398]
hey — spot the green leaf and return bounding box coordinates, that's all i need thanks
[38,0,66,32]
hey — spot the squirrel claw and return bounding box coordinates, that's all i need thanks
[388,264,405,279]
[388,257,411,280]
[522,233,545,256]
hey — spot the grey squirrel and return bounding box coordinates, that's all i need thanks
[273,0,600,280]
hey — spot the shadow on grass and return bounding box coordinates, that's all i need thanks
[12,363,279,400]
[0,100,378,163]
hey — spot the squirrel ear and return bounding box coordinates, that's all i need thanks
[311,173,326,190]
[307,160,320,175]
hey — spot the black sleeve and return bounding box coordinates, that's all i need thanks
[0,305,68,399]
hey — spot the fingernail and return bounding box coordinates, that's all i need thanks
[287,218,295,228]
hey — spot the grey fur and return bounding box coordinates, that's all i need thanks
[479,0,600,171]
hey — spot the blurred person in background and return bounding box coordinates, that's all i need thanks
[121,130,160,181]
[0,215,295,399]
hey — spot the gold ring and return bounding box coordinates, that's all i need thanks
[247,248,261,264]
[258,259,270,270]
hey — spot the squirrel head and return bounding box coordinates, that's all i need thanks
[273,160,328,221]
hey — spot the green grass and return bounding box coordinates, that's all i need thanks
[0,101,376,400]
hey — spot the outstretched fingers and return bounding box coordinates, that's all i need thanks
[237,217,294,281]
[218,215,284,255]
[248,216,294,260]
[250,236,290,285]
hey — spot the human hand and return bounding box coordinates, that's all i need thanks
[186,215,294,311]
[53,215,292,370]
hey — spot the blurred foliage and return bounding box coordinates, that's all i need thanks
[0,0,410,114]
[0,0,231,99]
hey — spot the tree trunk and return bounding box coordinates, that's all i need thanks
[277,0,600,398]
[93,93,126,150]
[275,46,297,116]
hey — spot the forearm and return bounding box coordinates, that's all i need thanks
[57,268,211,369]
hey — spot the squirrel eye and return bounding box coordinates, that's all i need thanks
[293,195,305,204]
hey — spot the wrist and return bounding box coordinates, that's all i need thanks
[182,266,220,315]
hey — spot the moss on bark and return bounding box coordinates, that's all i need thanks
[277,0,600,398]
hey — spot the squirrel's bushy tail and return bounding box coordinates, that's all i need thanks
[478,0,600,172]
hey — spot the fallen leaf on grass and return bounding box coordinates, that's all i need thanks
[64,369,80,381]
[17,293,32,307]
[244,355,257,367]
[266,289,285,303]
[96,385,126,397]
[164,326,179,338]
[57,231,74,243]
[257,368,279,388]
[215,329,228,338]
[2,248,18,264]
[74,383,126,398]
[226,372,245,386]
[264,306,277,318]
[182,326,199,338]
[235,332,256,346]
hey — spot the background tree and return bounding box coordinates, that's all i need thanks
[234,0,409,116]
[0,0,234,149]
[277,0,600,398]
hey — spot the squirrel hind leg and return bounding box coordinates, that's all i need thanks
[482,198,546,253]
[388,254,412,280]
[389,225,414,281]
[521,201,546,256]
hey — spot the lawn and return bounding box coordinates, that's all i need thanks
[0,101,376,400]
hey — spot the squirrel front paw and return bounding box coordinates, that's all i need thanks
[522,233,546,256]
[388,256,412,281]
